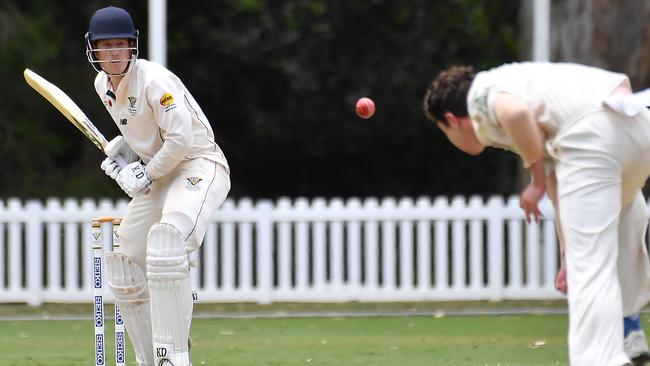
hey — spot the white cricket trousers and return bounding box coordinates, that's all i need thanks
[116,158,230,270]
[551,108,650,366]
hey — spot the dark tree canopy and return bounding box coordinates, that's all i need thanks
[0,0,520,200]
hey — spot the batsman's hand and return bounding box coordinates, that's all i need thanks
[105,135,141,164]
[101,157,121,179]
[116,161,152,198]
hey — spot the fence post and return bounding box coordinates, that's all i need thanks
[295,198,310,292]
[468,196,484,290]
[312,199,327,292]
[238,199,254,293]
[398,198,414,291]
[256,200,274,304]
[329,198,344,294]
[276,198,292,294]
[380,197,397,292]
[25,200,44,306]
[415,197,432,292]
[450,196,466,290]
[487,196,505,301]
[347,198,362,292]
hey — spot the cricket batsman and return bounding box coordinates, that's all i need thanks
[424,62,650,366]
[86,6,230,365]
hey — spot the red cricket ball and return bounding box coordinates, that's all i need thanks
[355,97,376,119]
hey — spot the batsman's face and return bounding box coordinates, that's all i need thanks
[95,39,132,75]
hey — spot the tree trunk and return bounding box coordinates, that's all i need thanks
[517,0,650,192]
[551,0,650,88]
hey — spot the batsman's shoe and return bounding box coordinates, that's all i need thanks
[624,330,650,366]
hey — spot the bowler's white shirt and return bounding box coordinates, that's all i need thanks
[466,62,628,154]
[94,59,229,180]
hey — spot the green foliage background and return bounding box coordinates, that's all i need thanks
[0,0,520,199]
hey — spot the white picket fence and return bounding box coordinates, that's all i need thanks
[0,196,569,306]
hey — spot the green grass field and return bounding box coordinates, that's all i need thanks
[0,308,571,366]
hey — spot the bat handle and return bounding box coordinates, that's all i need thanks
[114,154,128,168]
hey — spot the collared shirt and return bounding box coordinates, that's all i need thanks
[466,62,628,155]
[94,59,229,180]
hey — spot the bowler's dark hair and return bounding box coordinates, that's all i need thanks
[423,66,475,126]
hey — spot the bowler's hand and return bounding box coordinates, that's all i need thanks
[520,181,545,224]
[555,261,567,295]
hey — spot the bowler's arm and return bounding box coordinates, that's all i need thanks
[493,93,547,221]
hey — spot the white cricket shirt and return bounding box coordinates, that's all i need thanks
[466,62,629,156]
[94,59,229,180]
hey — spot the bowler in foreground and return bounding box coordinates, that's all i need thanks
[424,62,650,366]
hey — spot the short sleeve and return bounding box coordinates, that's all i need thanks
[466,72,520,152]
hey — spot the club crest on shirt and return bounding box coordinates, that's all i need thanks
[127,96,138,116]
[185,177,202,191]
[104,98,113,108]
[160,93,177,112]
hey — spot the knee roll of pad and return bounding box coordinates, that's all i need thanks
[106,252,148,301]
[146,223,189,280]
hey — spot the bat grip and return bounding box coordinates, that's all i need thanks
[112,153,151,195]
[114,154,128,168]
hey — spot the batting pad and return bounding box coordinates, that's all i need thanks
[106,252,154,366]
[146,223,192,366]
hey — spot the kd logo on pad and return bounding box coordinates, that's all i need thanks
[156,347,168,357]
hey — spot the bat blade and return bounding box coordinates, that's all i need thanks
[23,68,108,151]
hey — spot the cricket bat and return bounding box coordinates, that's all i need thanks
[23,68,127,167]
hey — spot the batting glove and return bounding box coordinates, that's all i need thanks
[101,136,141,181]
[116,161,152,198]
[100,157,121,180]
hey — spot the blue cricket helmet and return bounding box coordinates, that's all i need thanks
[85,6,140,75]
[87,6,138,42]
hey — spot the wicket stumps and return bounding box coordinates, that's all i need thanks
[92,217,126,366]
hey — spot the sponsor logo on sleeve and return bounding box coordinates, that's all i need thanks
[159,93,177,112]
